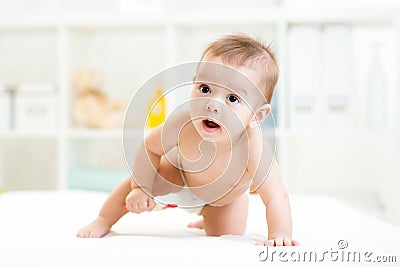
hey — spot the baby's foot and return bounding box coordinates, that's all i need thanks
[187,219,204,229]
[76,217,111,238]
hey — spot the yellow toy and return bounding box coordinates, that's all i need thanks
[146,79,166,128]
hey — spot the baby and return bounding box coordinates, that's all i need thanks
[77,34,298,246]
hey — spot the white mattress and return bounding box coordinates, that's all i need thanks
[0,190,399,266]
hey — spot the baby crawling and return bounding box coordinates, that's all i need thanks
[77,34,298,246]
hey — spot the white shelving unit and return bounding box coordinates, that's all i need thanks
[0,4,399,224]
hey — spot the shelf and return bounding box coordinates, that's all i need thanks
[0,7,398,28]
[0,15,166,28]
[0,17,60,29]
[283,128,394,138]
[0,6,398,229]
[68,166,129,192]
[284,7,398,24]
[66,25,167,103]
[0,131,57,138]
[171,9,283,25]
[67,128,146,139]
[68,128,124,139]
[0,28,58,85]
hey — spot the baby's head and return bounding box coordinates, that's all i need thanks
[190,34,279,140]
[199,33,279,104]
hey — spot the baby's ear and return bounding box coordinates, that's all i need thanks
[249,104,271,128]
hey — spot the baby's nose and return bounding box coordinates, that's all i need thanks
[206,101,221,113]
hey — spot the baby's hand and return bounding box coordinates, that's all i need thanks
[256,237,299,246]
[125,187,156,214]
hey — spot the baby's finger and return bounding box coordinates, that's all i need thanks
[128,201,138,213]
[275,237,283,246]
[125,200,137,213]
[137,199,148,212]
[266,239,275,246]
[292,239,300,246]
[283,238,292,246]
[255,240,271,246]
[147,197,156,211]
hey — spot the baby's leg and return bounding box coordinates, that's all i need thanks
[199,193,249,236]
[77,177,132,238]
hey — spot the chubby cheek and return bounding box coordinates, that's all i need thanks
[191,117,203,134]
[190,87,202,101]
[189,98,207,134]
[223,111,251,135]
[189,97,206,119]
[228,104,253,123]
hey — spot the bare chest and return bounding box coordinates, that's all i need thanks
[177,136,253,204]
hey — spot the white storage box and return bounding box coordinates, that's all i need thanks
[0,92,10,131]
[15,92,57,132]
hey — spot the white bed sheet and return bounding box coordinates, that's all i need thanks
[0,190,399,267]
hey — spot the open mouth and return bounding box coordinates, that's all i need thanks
[202,119,220,133]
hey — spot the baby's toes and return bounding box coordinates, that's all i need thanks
[76,231,83,238]
[76,230,87,238]
[187,219,204,229]
[88,231,103,238]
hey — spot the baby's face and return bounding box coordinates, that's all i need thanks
[190,56,265,141]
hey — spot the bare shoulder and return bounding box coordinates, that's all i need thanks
[161,109,192,143]
[145,110,191,155]
[163,110,191,129]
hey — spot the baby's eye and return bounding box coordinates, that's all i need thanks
[199,84,211,94]
[227,95,240,104]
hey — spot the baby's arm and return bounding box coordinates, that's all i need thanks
[76,138,163,238]
[76,177,132,238]
[77,112,187,238]
[121,131,162,214]
[254,159,299,246]
[76,127,165,238]
[129,110,188,193]
[76,176,158,238]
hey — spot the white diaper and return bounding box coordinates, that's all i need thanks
[155,152,207,215]
[155,188,206,215]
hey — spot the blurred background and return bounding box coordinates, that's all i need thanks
[0,0,399,226]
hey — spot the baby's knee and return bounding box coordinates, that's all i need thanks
[204,223,246,236]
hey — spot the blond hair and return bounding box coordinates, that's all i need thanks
[200,33,279,103]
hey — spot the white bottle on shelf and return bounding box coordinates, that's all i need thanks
[367,44,386,129]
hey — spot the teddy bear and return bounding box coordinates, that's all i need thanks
[72,69,125,128]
